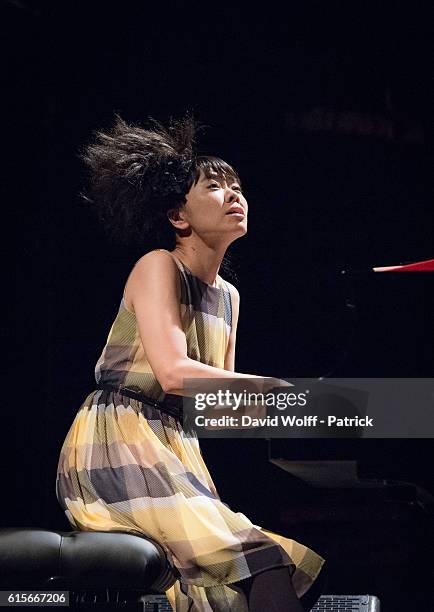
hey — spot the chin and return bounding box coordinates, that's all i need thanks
[232,226,248,237]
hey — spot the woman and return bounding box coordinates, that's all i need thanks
[56,115,326,611]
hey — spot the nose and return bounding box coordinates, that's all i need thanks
[225,187,240,203]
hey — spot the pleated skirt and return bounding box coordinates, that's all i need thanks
[56,389,325,611]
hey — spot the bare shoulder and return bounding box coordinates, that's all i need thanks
[124,250,181,307]
[134,249,180,273]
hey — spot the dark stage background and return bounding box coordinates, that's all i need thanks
[4,2,433,610]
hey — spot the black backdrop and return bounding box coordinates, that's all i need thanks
[4,1,433,609]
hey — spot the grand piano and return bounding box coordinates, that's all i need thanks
[269,257,433,480]
[266,259,433,611]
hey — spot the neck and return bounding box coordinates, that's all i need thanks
[172,239,227,286]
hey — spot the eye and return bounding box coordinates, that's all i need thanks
[232,185,242,192]
[208,182,220,189]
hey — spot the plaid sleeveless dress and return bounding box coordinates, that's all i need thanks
[56,249,325,611]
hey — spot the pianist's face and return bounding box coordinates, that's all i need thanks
[168,169,248,244]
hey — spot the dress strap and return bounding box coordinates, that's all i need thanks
[153,249,185,273]
[155,249,223,289]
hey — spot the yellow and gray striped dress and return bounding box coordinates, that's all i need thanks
[56,249,325,611]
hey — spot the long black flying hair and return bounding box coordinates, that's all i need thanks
[79,113,240,282]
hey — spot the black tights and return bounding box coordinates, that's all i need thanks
[232,565,327,612]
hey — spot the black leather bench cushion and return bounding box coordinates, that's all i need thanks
[0,528,176,593]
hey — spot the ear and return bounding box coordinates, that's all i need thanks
[167,207,189,231]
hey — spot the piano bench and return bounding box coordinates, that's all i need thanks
[0,528,177,610]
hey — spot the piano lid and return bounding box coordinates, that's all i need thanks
[373,257,434,272]
[333,260,433,377]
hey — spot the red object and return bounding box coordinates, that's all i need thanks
[373,258,434,272]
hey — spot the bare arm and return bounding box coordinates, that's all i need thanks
[223,281,239,372]
[127,251,281,394]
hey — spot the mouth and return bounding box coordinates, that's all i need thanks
[226,206,245,217]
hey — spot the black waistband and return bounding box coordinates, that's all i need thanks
[95,383,183,420]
